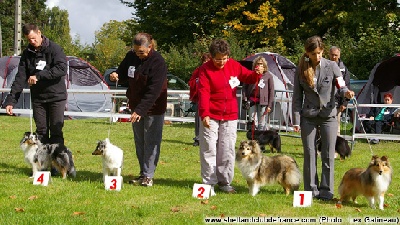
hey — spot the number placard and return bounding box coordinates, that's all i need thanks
[192,183,211,199]
[293,191,312,207]
[104,176,122,191]
[33,172,51,186]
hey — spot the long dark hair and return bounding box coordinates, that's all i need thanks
[298,36,324,88]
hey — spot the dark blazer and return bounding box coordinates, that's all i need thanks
[242,71,274,108]
[292,58,349,126]
[367,106,397,122]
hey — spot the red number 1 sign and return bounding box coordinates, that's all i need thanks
[293,191,312,207]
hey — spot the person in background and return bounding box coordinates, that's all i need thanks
[242,56,274,131]
[292,36,354,201]
[362,93,396,144]
[109,33,167,187]
[5,23,67,145]
[188,53,211,146]
[197,39,262,194]
[329,46,350,135]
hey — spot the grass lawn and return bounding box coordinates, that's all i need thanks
[0,116,399,225]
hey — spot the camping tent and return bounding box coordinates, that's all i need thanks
[353,54,400,130]
[0,56,112,116]
[240,52,296,130]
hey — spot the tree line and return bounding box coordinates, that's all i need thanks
[1,0,399,81]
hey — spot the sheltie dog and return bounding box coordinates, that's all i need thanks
[20,132,41,178]
[246,129,281,153]
[316,134,352,160]
[35,142,77,179]
[236,140,301,196]
[92,138,123,180]
[338,155,392,210]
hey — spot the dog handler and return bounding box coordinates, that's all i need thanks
[292,36,354,200]
[109,33,167,187]
[5,23,67,145]
[197,39,262,194]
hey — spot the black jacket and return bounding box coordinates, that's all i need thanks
[334,59,350,107]
[115,49,167,116]
[5,36,67,105]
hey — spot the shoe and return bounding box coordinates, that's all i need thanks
[128,175,144,184]
[141,177,153,187]
[219,185,236,193]
[315,195,333,201]
[193,140,199,146]
[210,185,216,196]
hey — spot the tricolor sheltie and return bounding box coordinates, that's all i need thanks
[92,138,123,181]
[236,140,301,196]
[37,143,77,179]
[20,132,41,178]
[338,155,392,210]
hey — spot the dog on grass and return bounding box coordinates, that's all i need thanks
[92,138,123,180]
[246,128,281,153]
[338,155,392,210]
[236,140,301,196]
[316,134,352,160]
[20,132,41,178]
[35,142,76,179]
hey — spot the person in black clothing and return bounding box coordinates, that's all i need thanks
[109,33,168,187]
[329,46,350,135]
[362,93,397,143]
[5,23,67,145]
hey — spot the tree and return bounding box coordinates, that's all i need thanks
[91,20,136,74]
[120,0,226,50]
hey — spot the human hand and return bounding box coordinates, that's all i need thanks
[130,111,141,123]
[110,72,119,81]
[242,101,250,110]
[5,105,13,115]
[202,116,210,128]
[28,75,38,86]
[266,107,271,113]
[339,105,346,112]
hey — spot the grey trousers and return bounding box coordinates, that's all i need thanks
[199,119,237,186]
[132,114,164,178]
[300,116,337,199]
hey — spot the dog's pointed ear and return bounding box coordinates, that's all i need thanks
[381,155,388,162]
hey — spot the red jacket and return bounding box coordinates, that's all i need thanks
[198,59,259,120]
[188,67,200,102]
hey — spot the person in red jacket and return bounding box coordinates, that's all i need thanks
[188,53,211,146]
[197,39,262,194]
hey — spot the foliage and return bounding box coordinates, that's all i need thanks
[91,20,135,74]
[1,116,400,224]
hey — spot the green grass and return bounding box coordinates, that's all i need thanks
[0,116,399,225]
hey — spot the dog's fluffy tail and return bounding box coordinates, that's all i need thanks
[67,149,76,177]
[286,157,302,190]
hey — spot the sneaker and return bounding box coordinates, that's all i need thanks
[219,185,236,193]
[370,138,380,144]
[128,175,144,184]
[141,177,153,187]
[193,140,199,146]
[210,185,216,196]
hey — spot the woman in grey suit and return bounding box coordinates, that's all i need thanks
[292,36,354,201]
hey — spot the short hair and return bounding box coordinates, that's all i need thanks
[22,23,39,35]
[209,39,230,57]
[132,33,153,47]
[200,53,211,63]
[252,56,268,72]
[330,46,341,52]
[383,93,393,99]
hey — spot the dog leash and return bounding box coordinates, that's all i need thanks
[351,97,374,156]
[29,94,33,134]
[107,80,119,140]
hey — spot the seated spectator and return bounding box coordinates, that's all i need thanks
[362,93,396,143]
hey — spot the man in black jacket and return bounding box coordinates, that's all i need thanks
[5,23,67,145]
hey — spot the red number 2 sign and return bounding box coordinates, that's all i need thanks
[197,186,205,198]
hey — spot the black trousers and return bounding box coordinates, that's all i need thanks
[32,100,66,144]
[362,120,386,134]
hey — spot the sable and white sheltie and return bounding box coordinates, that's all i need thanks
[338,155,392,210]
[236,140,301,196]
[92,138,123,180]
[20,132,41,178]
